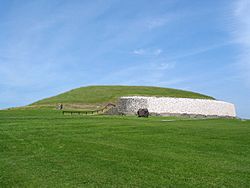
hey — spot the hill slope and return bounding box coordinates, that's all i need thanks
[31,86,214,109]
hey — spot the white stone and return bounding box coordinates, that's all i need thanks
[117,96,236,117]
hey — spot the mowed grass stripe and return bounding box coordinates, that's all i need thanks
[0,109,250,187]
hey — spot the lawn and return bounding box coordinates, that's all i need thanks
[0,109,250,187]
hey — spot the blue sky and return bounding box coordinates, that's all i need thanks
[0,0,249,118]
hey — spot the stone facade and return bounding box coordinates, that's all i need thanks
[117,96,236,117]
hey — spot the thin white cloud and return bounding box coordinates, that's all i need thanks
[133,49,145,55]
[233,0,250,85]
[168,41,234,61]
[98,59,175,86]
[132,48,162,56]
[234,0,250,45]
[153,49,162,56]
[159,62,175,70]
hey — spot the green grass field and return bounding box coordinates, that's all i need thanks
[32,86,214,108]
[1,109,249,187]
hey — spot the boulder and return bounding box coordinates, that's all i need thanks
[137,108,149,117]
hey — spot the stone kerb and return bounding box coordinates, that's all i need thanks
[117,96,236,117]
[117,97,148,115]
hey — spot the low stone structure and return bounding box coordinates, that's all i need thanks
[117,96,236,118]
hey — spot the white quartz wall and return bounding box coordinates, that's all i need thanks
[117,97,148,114]
[118,96,236,117]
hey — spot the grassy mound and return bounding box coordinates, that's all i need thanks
[31,85,214,108]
